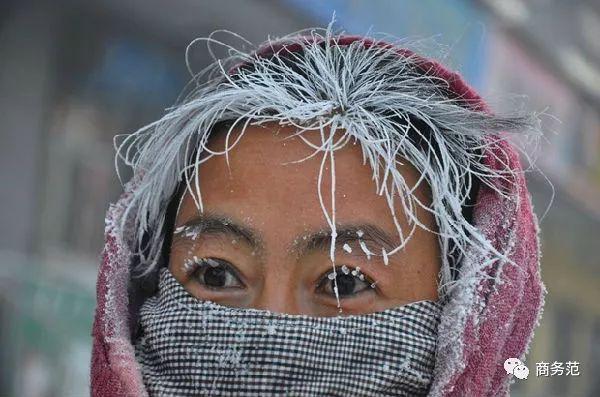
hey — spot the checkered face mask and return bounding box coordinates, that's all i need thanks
[134,269,442,396]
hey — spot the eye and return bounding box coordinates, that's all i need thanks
[316,265,375,298]
[188,258,244,289]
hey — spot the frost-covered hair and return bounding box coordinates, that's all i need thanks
[116,27,541,303]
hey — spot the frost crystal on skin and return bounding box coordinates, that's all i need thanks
[116,23,542,303]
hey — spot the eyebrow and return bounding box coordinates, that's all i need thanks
[291,224,398,258]
[174,211,266,256]
[174,212,397,259]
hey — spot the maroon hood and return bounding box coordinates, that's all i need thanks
[90,35,545,397]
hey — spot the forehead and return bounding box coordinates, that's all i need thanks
[175,122,430,240]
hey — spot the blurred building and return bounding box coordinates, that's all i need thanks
[477,1,600,396]
[0,0,598,396]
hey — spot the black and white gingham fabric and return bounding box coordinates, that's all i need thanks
[134,269,442,396]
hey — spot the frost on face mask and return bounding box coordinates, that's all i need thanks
[115,23,543,306]
[135,268,443,395]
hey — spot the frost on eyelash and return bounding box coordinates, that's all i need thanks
[174,225,186,234]
[115,21,544,305]
[327,266,365,281]
[183,256,220,272]
[174,225,201,240]
[183,259,195,272]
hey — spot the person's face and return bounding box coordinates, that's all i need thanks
[168,123,440,316]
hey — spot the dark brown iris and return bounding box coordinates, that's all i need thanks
[203,265,227,287]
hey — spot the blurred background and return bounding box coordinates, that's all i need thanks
[0,0,599,396]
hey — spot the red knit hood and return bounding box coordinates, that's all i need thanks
[90,35,545,397]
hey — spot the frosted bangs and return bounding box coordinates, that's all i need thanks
[114,27,542,300]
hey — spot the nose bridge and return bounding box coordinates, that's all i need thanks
[253,266,301,315]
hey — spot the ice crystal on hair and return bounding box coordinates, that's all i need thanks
[359,240,373,260]
[115,22,542,299]
[382,248,390,266]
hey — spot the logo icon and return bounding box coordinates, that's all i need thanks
[504,358,529,380]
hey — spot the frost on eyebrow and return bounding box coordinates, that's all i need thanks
[171,213,265,256]
[116,22,543,308]
[292,225,396,258]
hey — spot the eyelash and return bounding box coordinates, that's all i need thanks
[186,257,246,289]
[184,258,377,298]
[315,265,376,298]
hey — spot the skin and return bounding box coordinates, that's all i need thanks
[168,122,440,317]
